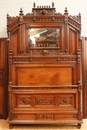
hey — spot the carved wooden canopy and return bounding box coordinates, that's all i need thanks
[7,2,81,33]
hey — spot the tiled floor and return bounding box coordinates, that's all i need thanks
[0,119,87,130]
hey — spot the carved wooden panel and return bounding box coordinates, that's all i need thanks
[11,89,78,111]
[34,95,56,108]
[58,93,78,109]
[30,49,58,56]
[14,94,32,108]
[82,37,87,118]
[35,97,54,105]
[0,38,8,119]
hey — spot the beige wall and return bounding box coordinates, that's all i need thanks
[0,0,86,37]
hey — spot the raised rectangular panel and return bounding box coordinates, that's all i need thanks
[16,66,72,86]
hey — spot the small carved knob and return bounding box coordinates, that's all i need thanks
[23,99,27,103]
[42,50,47,55]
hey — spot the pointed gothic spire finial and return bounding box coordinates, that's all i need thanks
[79,12,81,23]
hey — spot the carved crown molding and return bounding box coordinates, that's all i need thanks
[7,3,81,31]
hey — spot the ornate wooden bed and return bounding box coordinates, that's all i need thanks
[7,2,82,128]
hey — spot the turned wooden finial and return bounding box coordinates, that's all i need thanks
[79,12,81,17]
[7,13,9,18]
[33,2,36,8]
[64,7,68,16]
[64,7,68,13]
[52,2,54,8]
[19,8,24,16]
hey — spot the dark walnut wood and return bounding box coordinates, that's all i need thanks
[7,2,82,128]
[0,38,8,119]
[82,37,87,118]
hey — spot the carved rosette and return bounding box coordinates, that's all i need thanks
[59,97,71,105]
[19,97,31,105]
[36,114,55,120]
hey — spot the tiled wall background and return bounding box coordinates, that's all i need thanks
[0,0,87,38]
